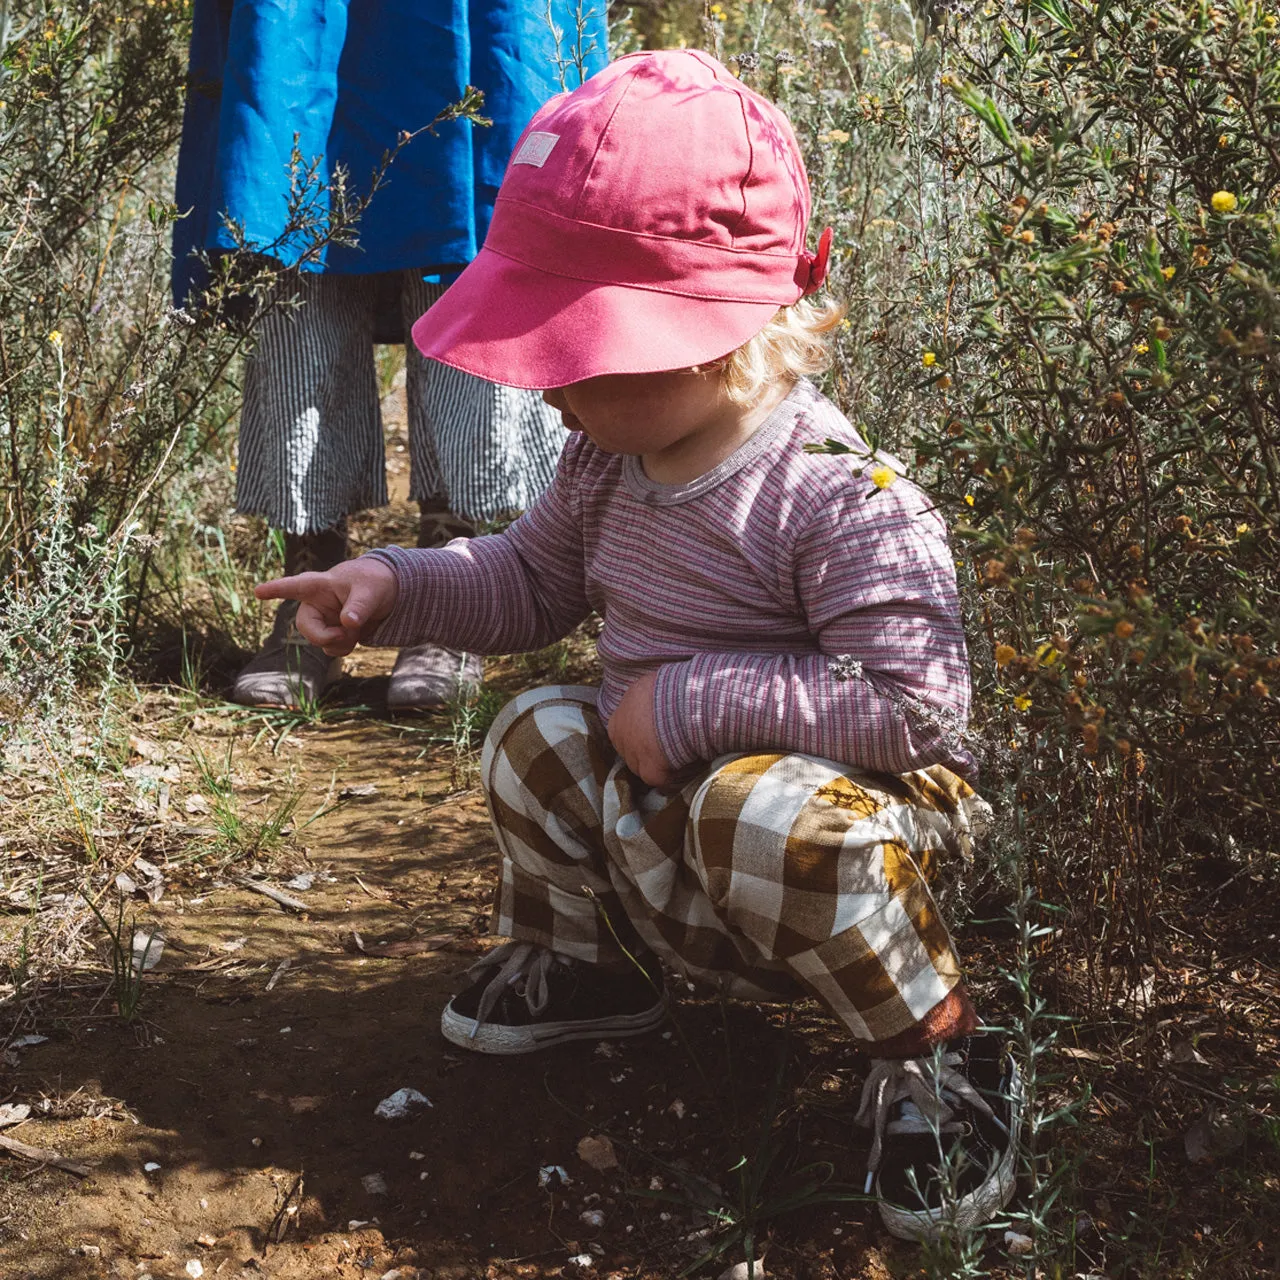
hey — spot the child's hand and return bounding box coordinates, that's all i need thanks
[255,557,399,657]
[607,671,677,788]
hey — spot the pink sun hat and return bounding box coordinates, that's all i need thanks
[411,48,832,390]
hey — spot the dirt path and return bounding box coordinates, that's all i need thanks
[0,384,908,1280]
[2,677,909,1280]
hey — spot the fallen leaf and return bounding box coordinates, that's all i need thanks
[0,1104,31,1128]
[1166,1039,1210,1066]
[129,735,166,763]
[1185,1107,1245,1163]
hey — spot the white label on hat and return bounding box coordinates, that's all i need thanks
[512,131,560,168]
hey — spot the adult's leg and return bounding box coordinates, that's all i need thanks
[389,273,535,710]
[232,273,381,706]
[401,275,564,527]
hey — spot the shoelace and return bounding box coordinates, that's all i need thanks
[854,1051,1002,1194]
[466,940,561,1037]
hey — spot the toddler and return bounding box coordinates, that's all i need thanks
[258,49,1020,1241]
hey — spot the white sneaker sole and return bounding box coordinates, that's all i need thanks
[877,1059,1023,1243]
[440,997,667,1055]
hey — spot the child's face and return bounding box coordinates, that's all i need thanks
[541,369,726,457]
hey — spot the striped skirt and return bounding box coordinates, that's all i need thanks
[482,686,990,1053]
[235,272,565,534]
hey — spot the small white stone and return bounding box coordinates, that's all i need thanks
[579,1209,606,1230]
[374,1088,432,1121]
[185,1261,205,1279]
[361,1172,389,1196]
[718,1263,767,1280]
[143,1161,161,1172]
[1004,1230,1034,1256]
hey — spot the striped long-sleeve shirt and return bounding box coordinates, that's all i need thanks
[369,379,976,779]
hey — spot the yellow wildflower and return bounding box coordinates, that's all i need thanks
[1161,266,1176,280]
[964,493,975,507]
[1211,190,1238,213]
[1133,341,1149,355]
[994,643,1017,667]
[48,329,62,346]
[922,350,937,367]
[1013,693,1033,712]
[869,464,896,490]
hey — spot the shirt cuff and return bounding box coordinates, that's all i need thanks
[361,545,444,648]
[653,660,701,770]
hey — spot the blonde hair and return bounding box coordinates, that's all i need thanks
[719,297,847,405]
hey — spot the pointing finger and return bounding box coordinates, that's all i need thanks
[256,572,328,603]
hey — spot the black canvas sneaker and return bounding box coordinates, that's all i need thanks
[440,940,668,1055]
[856,1034,1021,1242]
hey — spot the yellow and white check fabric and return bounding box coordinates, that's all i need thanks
[481,686,990,1047]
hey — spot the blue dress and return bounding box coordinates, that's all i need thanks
[173,0,608,306]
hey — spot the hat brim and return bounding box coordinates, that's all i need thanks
[410,247,784,390]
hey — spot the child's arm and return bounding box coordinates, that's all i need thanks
[650,484,976,778]
[260,436,594,656]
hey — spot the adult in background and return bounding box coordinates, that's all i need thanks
[173,0,608,709]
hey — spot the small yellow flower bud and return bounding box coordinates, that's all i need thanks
[1013,693,1033,712]
[1211,190,1238,213]
[869,464,896,490]
[47,329,62,345]
[921,351,937,367]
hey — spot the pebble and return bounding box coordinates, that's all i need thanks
[579,1209,606,1230]
[718,1264,767,1280]
[1005,1230,1034,1256]
[362,1172,389,1196]
[185,1262,205,1279]
[143,1162,161,1173]
[576,1134,618,1172]
[374,1088,432,1121]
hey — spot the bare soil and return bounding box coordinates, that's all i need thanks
[0,645,923,1280]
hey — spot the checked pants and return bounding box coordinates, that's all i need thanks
[480,686,990,1052]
